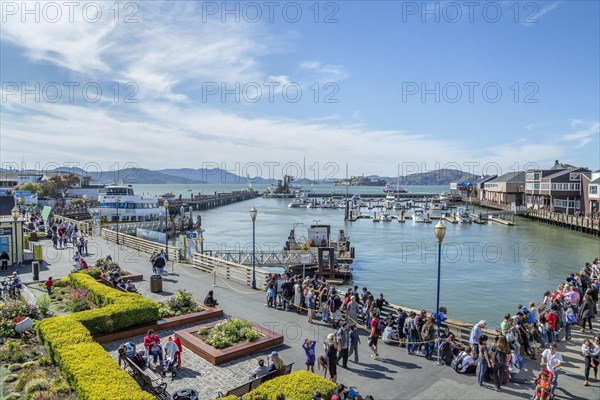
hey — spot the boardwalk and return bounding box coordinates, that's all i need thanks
[8,236,597,399]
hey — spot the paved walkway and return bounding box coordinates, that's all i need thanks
[8,236,597,399]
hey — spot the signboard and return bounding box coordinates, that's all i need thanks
[0,237,9,252]
[41,206,52,222]
[511,202,517,212]
[0,228,13,236]
[301,254,310,265]
[186,232,198,239]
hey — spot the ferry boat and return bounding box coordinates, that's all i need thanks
[382,184,407,194]
[88,185,161,223]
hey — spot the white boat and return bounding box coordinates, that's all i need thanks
[459,213,472,223]
[186,187,192,192]
[379,212,392,222]
[88,185,161,223]
[321,198,335,209]
[430,201,447,210]
[382,184,407,194]
[412,209,432,223]
[288,198,306,208]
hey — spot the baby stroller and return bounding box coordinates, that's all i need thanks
[161,354,177,378]
[531,369,553,400]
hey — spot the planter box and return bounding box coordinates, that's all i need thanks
[94,306,223,344]
[175,322,283,366]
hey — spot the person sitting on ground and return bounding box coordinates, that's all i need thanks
[249,358,270,380]
[116,278,127,290]
[459,347,478,374]
[125,280,138,293]
[11,271,22,290]
[79,259,88,270]
[268,351,284,372]
[204,290,219,307]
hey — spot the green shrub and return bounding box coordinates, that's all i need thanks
[201,318,260,349]
[158,289,203,318]
[29,391,58,400]
[14,366,44,391]
[243,370,336,400]
[76,266,102,279]
[37,356,53,366]
[5,393,21,400]
[4,373,19,382]
[8,363,23,371]
[37,295,52,316]
[24,377,50,394]
[49,376,71,396]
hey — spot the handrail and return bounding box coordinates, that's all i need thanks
[100,228,180,262]
[192,253,270,290]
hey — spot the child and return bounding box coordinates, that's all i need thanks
[302,339,316,372]
[267,284,276,308]
[45,277,53,295]
[317,355,328,379]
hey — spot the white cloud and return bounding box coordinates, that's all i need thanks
[300,60,348,81]
[563,120,600,148]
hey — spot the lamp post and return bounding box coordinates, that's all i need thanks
[433,220,446,366]
[250,205,257,289]
[164,200,170,254]
[115,196,120,245]
[11,206,19,267]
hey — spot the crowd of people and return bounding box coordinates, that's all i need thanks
[263,258,600,398]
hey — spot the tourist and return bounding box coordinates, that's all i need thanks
[579,295,595,333]
[329,290,344,329]
[268,351,284,372]
[581,338,599,386]
[204,290,218,307]
[249,359,270,380]
[432,306,447,323]
[293,279,302,312]
[459,347,477,374]
[347,325,361,363]
[79,259,88,270]
[336,322,350,368]
[476,335,492,387]
[72,251,81,269]
[541,343,563,397]
[125,280,137,293]
[541,291,553,313]
[325,333,338,382]
[500,313,518,350]
[363,295,374,328]
[546,306,559,344]
[491,335,511,392]
[312,391,323,400]
[345,296,360,326]
[374,293,389,313]
[11,271,22,290]
[317,355,328,379]
[45,277,53,296]
[302,339,316,372]
[396,308,408,348]
[173,335,182,368]
[267,284,276,308]
[441,333,464,366]
[403,311,418,355]
[154,253,166,275]
[0,251,9,271]
[421,318,436,360]
[469,320,486,360]
[306,288,316,324]
[349,285,361,305]
[361,287,371,304]
[281,278,293,311]
[144,329,163,365]
[368,311,380,360]
[320,287,330,323]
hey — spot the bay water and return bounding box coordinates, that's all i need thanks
[133,184,600,329]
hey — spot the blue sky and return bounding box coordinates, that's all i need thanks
[1,0,598,179]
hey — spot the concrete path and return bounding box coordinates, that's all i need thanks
[8,236,597,400]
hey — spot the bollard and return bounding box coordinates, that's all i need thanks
[32,261,40,281]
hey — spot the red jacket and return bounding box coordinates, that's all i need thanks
[143,333,160,351]
[546,312,558,331]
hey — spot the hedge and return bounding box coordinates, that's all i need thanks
[35,271,160,400]
[243,371,336,400]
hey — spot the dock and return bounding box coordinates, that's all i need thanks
[443,215,459,224]
[489,216,515,226]
[167,190,261,213]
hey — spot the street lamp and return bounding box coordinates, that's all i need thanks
[115,196,120,245]
[433,220,446,366]
[11,206,19,267]
[250,205,257,289]
[164,200,170,254]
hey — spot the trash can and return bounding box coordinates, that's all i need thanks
[33,244,43,261]
[23,233,30,250]
[150,274,163,293]
[171,389,198,400]
[32,261,40,281]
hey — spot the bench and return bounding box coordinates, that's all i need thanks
[100,277,130,293]
[218,363,294,398]
[119,352,168,396]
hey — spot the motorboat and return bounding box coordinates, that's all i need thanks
[288,198,306,208]
[379,212,392,222]
[412,209,432,223]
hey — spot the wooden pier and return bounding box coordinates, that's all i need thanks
[167,190,260,213]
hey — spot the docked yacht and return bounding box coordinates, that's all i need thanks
[412,209,432,223]
[288,198,307,208]
[379,212,392,222]
[88,185,161,223]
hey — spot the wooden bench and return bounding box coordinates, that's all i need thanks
[119,352,168,396]
[100,277,130,293]
[218,363,294,398]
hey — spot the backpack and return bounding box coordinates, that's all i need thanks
[451,351,467,372]
[133,352,146,368]
[377,319,385,336]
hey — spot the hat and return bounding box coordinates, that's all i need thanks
[347,389,357,399]
[12,272,16,275]
[478,320,487,327]
[269,351,278,357]
[312,392,321,399]
[168,336,173,341]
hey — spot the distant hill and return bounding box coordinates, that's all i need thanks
[54,167,201,184]
[398,169,478,185]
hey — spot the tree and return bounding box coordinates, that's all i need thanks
[14,182,40,194]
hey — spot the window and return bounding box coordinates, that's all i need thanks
[590,185,598,195]
[570,173,581,181]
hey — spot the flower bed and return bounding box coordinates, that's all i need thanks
[175,320,284,366]
[195,318,260,349]
[0,299,40,339]
[158,289,204,318]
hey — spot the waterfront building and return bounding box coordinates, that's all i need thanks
[482,172,526,205]
[584,170,600,218]
[525,160,591,215]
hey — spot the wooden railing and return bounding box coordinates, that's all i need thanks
[100,228,181,261]
[527,208,599,232]
[192,253,270,290]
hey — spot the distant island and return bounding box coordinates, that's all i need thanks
[0,167,477,186]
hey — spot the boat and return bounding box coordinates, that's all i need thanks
[88,185,161,223]
[186,187,192,192]
[379,212,392,222]
[382,184,407,194]
[412,209,432,223]
[288,198,307,208]
[321,198,335,209]
[458,210,472,223]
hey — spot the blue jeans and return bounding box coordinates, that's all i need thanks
[407,334,417,354]
[564,323,572,340]
[477,361,488,386]
[550,369,558,394]
[424,341,434,359]
[150,349,163,364]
